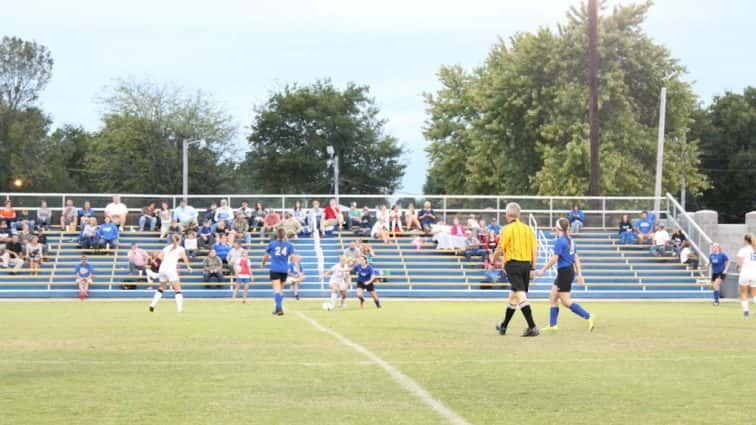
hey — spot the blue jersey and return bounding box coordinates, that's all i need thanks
[709,252,729,274]
[212,242,230,260]
[75,263,93,278]
[266,240,295,273]
[98,223,119,241]
[288,262,303,276]
[554,236,576,269]
[353,264,374,283]
[636,219,652,234]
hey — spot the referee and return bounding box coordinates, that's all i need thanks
[493,202,539,337]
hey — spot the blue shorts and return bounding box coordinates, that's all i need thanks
[237,276,251,283]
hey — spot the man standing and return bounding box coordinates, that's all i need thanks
[493,202,539,337]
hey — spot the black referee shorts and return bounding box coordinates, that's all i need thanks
[505,260,532,293]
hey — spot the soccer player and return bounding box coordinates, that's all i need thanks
[232,251,253,304]
[285,254,305,300]
[736,234,756,317]
[74,256,94,300]
[708,243,730,306]
[352,255,381,309]
[537,218,595,332]
[493,202,539,337]
[149,234,192,313]
[323,256,351,309]
[261,228,298,316]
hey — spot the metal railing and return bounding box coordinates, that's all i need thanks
[664,192,713,266]
[529,214,556,278]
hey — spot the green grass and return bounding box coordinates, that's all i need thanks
[2,299,756,425]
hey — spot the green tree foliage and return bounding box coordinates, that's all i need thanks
[423,2,708,196]
[87,79,238,194]
[690,87,756,222]
[0,36,54,190]
[240,80,406,194]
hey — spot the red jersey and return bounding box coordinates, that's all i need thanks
[238,258,250,276]
[324,206,340,220]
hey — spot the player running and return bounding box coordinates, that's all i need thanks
[537,218,595,332]
[74,256,93,300]
[323,256,351,309]
[285,254,304,300]
[736,234,756,317]
[708,243,730,306]
[353,255,381,309]
[149,234,193,313]
[232,251,253,304]
[261,228,299,316]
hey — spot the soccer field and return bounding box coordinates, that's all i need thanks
[2,300,755,425]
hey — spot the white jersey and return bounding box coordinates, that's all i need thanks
[329,264,350,285]
[160,245,186,273]
[737,245,756,285]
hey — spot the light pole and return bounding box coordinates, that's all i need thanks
[326,146,339,204]
[182,139,206,200]
[653,87,667,215]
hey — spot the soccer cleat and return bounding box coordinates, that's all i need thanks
[149,306,154,312]
[273,309,284,316]
[744,311,750,318]
[521,327,540,337]
[587,315,596,332]
[295,294,300,301]
[541,326,559,332]
[496,324,507,335]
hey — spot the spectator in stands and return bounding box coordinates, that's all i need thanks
[173,199,198,230]
[389,205,403,237]
[405,203,422,231]
[231,212,251,244]
[183,230,198,260]
[203,202,218,224]
[467,214,482,239]
[96,216,119,251]
[618,214,635,244]
[79,217,99,249]
[487,217,502,235]
[360,206,372,231]
[568,204,585,234]
[252,202,267,231]
[25,236,43,276]
[74,256,93,299]
[262,209,281,240]
[238,200,253,226]
[35,229,49,257]
[0,221,10,244]
[482,229,499,260]
[212,235,231,267]
[0,199,16,230]
[198,219,215,249]
[77,201,95,229]
[635,211,654,244]
[104,195,128,229]
[322,198,343,234]
[680,241,698,270]
[3,234,25,272]
[483,260,507,284]
[158,202,172,239]
[292,201,307,229]
[128,244,149,276]
[375,204,389,227]
[36,200,51,231]
[650,225,671,257]
[370,216,390,244]
[463,230,487,263]
[307,200,322,235]
[61,200,77,231]
[214,199,234,224]
[670,228,686,256]
[14,209,34,234]
[348,202,362,229]
[281,211,303,239]
[226,240,245,275]
[166,220,182,240]
[450,217,467,249]
[145,251,162,285]
[202,249,224,283]
[418,201,437,233]
[18,224,34,246]
[139,202,157,232]
[344,241,361,266]
[214,219,230,241]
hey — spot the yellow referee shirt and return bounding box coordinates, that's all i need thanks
[499,219,537,264]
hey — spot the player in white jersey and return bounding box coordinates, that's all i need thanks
[736,234,756,317]
[149,234,193,313]
[322,256,351,308]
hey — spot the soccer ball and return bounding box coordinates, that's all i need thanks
[322,301,333,311]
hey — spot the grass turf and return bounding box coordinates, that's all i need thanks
[1,299,755,425]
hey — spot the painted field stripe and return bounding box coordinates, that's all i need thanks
[296,311,471,425]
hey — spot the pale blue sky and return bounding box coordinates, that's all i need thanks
[3,0,754,194]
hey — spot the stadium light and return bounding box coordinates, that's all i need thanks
[12,178,24,188]
[183,139,206,200]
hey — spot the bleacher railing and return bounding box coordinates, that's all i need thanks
[664,192,713,265]
[529,214,556,279]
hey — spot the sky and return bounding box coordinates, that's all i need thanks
[3,0,755,194]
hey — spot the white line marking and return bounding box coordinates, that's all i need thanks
[296,311,471,425]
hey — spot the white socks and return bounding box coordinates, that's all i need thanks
[175,293,184,312]
[741,300,749,312]
[330,292,339,306]
[150,290,163,308]
[753,296,756,305]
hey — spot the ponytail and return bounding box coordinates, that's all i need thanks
[170,234,181,251]
[556,217,571,245]
[277,227,286,248]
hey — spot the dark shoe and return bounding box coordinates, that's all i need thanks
[496,324,507,335]
[149,306,154,312]
[521,327,540,337]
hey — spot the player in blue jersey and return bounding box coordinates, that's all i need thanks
[352,255,381,309]
[708,243,730,306]
[537,217,595,332]
[285,254,305,300]
[261,228,299,316]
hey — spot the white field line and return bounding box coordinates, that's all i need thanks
[296,311,471,425]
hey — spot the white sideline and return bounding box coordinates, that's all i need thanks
[296,311,471,425]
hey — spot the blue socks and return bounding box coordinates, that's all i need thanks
[713,290,720,303]
[569,302,591,320]
[549,306,560,327]
[274,293,283,311]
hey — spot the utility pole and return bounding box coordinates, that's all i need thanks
[588,0,600,196]
[653,87,667,215]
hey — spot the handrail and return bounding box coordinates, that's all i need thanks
[529,214,556,279]
[313,229,325,292]
[664,193,712,265]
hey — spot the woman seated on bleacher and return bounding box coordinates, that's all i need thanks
[79,217,99,249]
[431,221,454,250]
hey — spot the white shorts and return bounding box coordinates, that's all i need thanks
[158,269,180,283]
[738,271,756,287]
[285,276,300,285]
[331,280,348,291]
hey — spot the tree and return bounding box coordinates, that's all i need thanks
[423,2,708,197]
[690,87,756,222]
[240,80,406,194]
[88,78,238,194]
[0,36,54,190]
